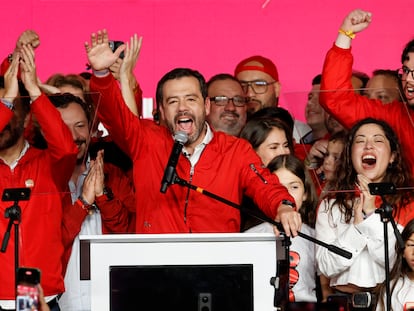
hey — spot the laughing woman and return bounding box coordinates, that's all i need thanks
[315,118,414,308]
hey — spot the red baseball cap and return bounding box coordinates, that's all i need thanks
[234,55,279,82]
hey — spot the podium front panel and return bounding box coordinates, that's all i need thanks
[81,233,282,311]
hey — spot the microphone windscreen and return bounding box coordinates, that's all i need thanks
[174,131,189,144]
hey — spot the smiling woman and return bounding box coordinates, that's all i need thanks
[315,117,414,305]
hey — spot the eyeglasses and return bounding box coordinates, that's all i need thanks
[397,66,414,80]
[239,80,276,94]
[209,96,249,107]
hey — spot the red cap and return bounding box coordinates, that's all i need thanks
[234,55,279,82]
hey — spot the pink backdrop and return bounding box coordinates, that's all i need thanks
[1,0,413,121]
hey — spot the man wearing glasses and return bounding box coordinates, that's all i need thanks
[206,74,248,137]
[234,55,310,143]
[319,9,414,176]
[234,55,280,117]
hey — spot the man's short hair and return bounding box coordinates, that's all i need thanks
[401,39,414,64]
[155,68,207,108]
[48,92,93,123]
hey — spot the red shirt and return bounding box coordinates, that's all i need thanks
[90,74,295,233]
[0,94,77,299]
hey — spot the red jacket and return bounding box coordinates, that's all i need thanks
[0,94,77,299]
[0,104,13,131]
[320,44,414,177]
[90,74,294,233]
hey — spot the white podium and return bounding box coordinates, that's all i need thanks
[80,233,285,311]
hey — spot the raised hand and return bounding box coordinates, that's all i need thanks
[19,44,41,99]
[336,9,372,49]
[305,139,328,169]
[84,29,124,71]
[3,52,20,101]
[119,34,142,79]
[16,30,40,51]
[340,9,372,34]
[117,34,143,116]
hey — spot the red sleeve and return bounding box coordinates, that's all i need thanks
[134,82,143,117]
[0,104,13,131]
[320,44,400,128]
[320,44,414,176]
[90,74,143,159]
[239,140,295,219]
[30,94,78,189]
[60,195,89,274]
[98,163,135,233]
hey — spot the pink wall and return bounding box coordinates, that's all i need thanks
[1,0,413,121]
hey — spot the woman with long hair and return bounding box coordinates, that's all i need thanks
[315,118,414,308]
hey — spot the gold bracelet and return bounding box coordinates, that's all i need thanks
[338,29,356,39]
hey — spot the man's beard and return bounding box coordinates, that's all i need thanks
[74,139,88,165]
[0,124,24,151]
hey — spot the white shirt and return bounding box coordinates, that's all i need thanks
[376,275,414,311]
[293,120,311,143]
[315,198,397,288]
[59,157,102,311]
[246,223,317,302]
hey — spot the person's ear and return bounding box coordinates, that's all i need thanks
[389,151,396,166]
[273,81,281,98]
[23,112,31,128]
[205,97,211,116]
[159,104,165,121]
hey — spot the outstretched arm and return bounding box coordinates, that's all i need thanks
[110,34,143,117]
[87,29,147,159]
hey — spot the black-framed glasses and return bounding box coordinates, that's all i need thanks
[239,80,276,94]
[209,96,249,107]
[397,66,414,80]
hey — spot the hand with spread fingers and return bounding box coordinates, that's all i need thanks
[85,29,124,71]
[117,34,143,116]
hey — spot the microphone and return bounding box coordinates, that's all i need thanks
[160,131,189,193]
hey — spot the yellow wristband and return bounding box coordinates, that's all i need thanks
[338,29,355,39]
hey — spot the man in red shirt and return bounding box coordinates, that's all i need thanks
[319,9,414,176]
[0,44,77,310]
[85,29,302,236]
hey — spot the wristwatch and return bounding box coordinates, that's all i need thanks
[78,195,99,215]
[282,199,296,209]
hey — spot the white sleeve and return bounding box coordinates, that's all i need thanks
[315,199,366,278]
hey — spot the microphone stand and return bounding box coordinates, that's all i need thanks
[369,183,404,311]
[1,188,31,299]
[163,172,352,310]
[171,174,352,259]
